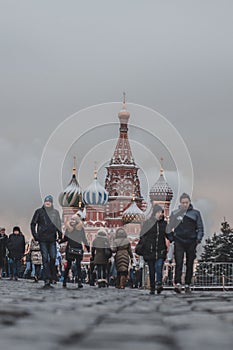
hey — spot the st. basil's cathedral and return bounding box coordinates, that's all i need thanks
[59,96,174,262]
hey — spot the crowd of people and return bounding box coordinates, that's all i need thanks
[0,193,204,294]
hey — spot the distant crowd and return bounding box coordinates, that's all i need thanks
[0,193,204,294]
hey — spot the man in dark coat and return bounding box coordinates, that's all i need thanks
[31,195,62,288]
[136,205,170,295]
[0,227,8,278]
[167,193,204,293]
[7,226,25,280]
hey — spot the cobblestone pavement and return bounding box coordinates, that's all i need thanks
[0,279,233,350]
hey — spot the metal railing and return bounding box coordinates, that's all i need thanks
[142,262,233,289]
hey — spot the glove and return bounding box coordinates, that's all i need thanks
[33,234,39,242]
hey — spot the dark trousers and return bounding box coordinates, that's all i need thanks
[97,264,107,280]
[12,258,21,278]
[64,258,82,282]
[35,264,41,279]
[174,240,197,285]
[40,241,56,283]
[148,258,164,290]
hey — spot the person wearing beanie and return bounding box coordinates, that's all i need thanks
[92,229,111,288]
[166,193,204,294]
[7,226,25,280]
[61,214,90,289]
[30,195,62,289]
[136,205,169,295]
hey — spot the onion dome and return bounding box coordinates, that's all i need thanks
[83,168,109,206]
[59,157,83,207]
[149,158,173,202]
[122,194,145,224]
[118,92,130,121]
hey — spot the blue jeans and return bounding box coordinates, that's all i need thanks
[148,258,164,290]
[40,241,56,283]
[9,258,21,278]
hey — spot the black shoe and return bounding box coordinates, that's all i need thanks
[174,284,182,294]
[78,283,83,289]
[43,283,53,289]
[63,281,67,288]
[157,285,163,294]
[51,280,57,285]
[149,289,155,295]
[14,276,18,281]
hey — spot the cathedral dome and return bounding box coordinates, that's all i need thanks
[149,161,173,202]
[83,170,109,206]
[122,196,145,224]
[59,160,82,207]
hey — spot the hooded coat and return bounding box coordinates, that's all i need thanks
[92,232,111,265]
[137,218,168,262]
[7,232,25,259]
[112,236,133,272]
[61,224,90,261]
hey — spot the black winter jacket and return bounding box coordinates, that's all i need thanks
[0,234,8,259]
[61,228,90,260]
[7,233,25,259]
[31,206,62,243]
[137,218,168,261]
[167,204,204,244]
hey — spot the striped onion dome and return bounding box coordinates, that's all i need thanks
[83,170,108,206]
[122,196,145,224]
[59,159,83,207]
[149,163,173,202]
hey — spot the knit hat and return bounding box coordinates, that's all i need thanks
[44,195,53,203]
[152,205,163,216]
[13,226,21,233]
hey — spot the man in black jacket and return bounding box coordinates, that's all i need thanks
[167,193,204,293]
[7,226,25,280]
[31,195,62,288]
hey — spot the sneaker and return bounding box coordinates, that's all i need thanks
[185,285,191,294]
[157,285,164,294]
[174,283,182,294]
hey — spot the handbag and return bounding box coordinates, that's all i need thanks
[67,246,83,257]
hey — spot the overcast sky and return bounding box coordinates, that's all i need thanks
[0,0,233,239]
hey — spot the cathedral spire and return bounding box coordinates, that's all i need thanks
[72,156,77,176]
[160,157,164,176]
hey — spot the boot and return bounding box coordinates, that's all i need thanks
[120,276,126,289]
[115,276,120,289]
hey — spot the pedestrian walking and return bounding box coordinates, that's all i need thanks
[62,214,90,288]
[112,228,133,289]
[30,238,42,282]
[92,229,111,288]
[30,195,62,289]
[166,193,204,293]
[136,205,169,295]
[7,226,25,280]
[0,227,8,278]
